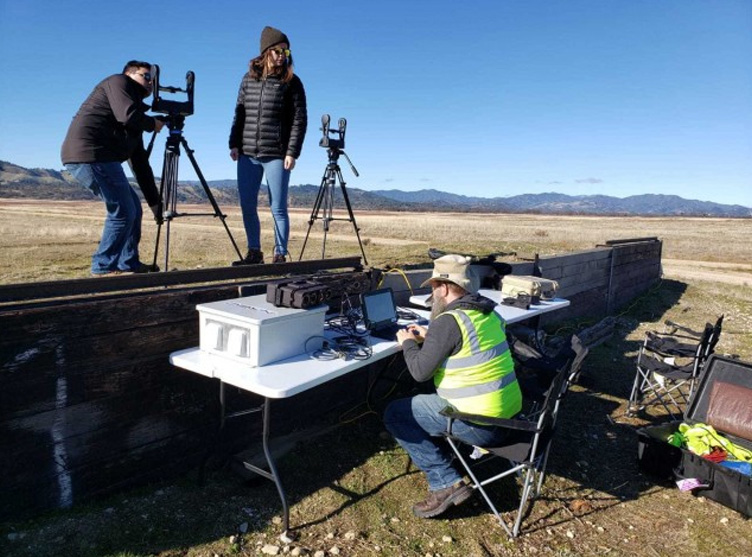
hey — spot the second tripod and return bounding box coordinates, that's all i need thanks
[299,115,369,265]
[150,115,243,270]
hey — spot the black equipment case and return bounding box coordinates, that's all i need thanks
[636,354,752,516]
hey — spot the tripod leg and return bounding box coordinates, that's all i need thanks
[336,168,369,265]
[151,222,162,268]
[298,167,330,261]
[162,148,180,271]
[321,173,336,259]
[152,148,173,268]
[180,136,244,261]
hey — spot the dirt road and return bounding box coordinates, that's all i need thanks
[662,258,752,287]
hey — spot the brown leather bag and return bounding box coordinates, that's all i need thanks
[707,380,752,442]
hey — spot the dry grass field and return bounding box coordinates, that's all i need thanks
[1,198,751,285]
[2,198,752,557]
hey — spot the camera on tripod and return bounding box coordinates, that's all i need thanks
[300,113,367,263]
[150,64,194,117]
[146,64,244,270]
[319,114,346,151]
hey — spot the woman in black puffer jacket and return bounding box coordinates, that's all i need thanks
[229,26,307,264]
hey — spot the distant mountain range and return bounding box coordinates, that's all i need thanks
[1,160,749,217]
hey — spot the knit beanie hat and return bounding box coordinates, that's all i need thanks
[260,26,290,54]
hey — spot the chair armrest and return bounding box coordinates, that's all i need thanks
[440,406,538,432]
[663,320,703,338]
[644,332,702,359]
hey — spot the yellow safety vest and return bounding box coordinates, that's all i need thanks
[434,308,521,418]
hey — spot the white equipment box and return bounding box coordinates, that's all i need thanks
[197,294,327,367]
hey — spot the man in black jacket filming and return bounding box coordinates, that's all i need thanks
[62,60,165,276]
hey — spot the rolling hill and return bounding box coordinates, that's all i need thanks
[1,160,749,217]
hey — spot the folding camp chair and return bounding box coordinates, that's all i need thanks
[705,314,725,360]
[511,334,588,406]
[627,315,723,418]
[440,343,585,538]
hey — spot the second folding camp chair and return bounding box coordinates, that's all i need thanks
[510,334,589,409]
[627,315,723,418]
[439,341,586,538]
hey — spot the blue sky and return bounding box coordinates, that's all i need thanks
[1,0,751,207]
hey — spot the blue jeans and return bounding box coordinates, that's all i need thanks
[383,394,509,491]
[237,155,290,256]
[65,162,143,274]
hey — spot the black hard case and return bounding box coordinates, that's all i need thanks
[636,354,752,517]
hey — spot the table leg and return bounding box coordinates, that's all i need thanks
[198,379,227,485]
[241,398,291,536]
[262,398,290,535]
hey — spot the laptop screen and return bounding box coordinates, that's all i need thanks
[361,288,398,330]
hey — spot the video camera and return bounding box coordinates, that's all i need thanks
[319,114,347,151]
[150,64,194,117]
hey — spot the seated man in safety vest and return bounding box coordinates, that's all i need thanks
[384,254,521,518]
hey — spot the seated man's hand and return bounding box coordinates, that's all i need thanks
[396,328,413,347]
[406,324,427,341]
[397,325,425,347]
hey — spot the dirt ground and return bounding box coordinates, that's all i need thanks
[662,258,752,287]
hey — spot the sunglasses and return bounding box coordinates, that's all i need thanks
[270,47,290,57]
[135,72,152,82]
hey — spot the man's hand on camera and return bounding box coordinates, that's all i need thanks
[230,148,239,161]
[154,118,165,133]
[149,203,163,225]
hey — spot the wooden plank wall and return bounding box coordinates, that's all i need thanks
[381,240,662,325]
[538,247,613,323]
[607,240,663,313]
[0,240,661,520]
[0,265,373,521]
[0,285,243,519]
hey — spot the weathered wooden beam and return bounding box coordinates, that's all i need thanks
[0,257,362,306]
[577,316,616,348]
[601,237,659,246]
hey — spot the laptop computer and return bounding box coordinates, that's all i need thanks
[360,287,403,340]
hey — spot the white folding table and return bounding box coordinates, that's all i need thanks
[170,327,406,537]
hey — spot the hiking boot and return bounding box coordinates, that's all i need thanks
[232,249,264,266]
[93,262,159,277]
[131,262,160,273]
[91,269,133,277]
[412,481,472,518]
[272,254,287,263]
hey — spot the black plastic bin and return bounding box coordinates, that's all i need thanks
[636,355,752,517]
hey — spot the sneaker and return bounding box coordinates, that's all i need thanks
[272,254,287,263]
[232,249,264,266]
[412,481,472,518]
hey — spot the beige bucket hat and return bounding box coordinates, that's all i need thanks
[420,254,479,294]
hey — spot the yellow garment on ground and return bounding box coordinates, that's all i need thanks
[677,422,752,462]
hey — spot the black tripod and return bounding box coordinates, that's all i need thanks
[299,115,368,264]
[299,147,368,264]
[149,115,243,270]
